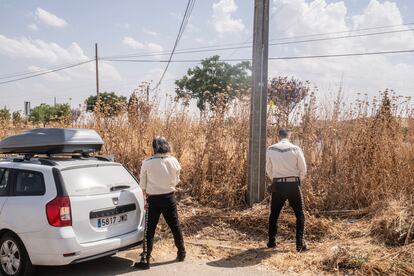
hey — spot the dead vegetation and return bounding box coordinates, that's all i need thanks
[1,86,413,274]
[370,197,414,246]
[152,203,413,275]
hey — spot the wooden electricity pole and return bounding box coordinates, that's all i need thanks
[95,43,100,100]
[248,0,270,206]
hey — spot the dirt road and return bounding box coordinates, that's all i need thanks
[32,206,414,275]
[36,254,278,276]
[36,239,281,276]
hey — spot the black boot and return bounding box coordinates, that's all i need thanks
[176,250,186,262]
[267,236,276,248]
[134,253,150,269]
[296,240,308,252]
[267,241,276,249]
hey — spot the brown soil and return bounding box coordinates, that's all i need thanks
[141,203,414,275]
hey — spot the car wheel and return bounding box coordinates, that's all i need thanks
[0,233,33,276]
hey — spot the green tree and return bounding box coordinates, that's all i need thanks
[175,55,251,111]
[12,111,22,124]
[29,103,71,126]
[0,106,11,122]
[52,103,71,123]
[29,104,50,125]
[85,92,127,117]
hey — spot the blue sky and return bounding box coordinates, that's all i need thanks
[1,0,414,112]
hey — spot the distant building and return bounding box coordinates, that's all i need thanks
[24,101,31,116]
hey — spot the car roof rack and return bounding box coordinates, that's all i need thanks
[8,156,58,166]
[51,153,114,162]
[1,154,113,167]
[94,155,114,162]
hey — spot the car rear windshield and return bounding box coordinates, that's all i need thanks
[61,165,139,196]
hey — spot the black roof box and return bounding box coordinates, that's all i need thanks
[0,128,104,154]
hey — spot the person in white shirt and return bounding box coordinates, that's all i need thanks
[266,128,308,252]
[135,137,185,270]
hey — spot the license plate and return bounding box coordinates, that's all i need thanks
[97,214,128,228]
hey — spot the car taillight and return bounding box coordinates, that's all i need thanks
[46,196,72,227]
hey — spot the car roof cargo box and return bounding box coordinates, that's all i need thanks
[0,128,104,154]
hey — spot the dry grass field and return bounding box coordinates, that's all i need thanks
[1,88,413,275]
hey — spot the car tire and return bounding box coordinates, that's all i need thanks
[0,232,34,276]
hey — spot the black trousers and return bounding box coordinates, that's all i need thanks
[144,192,185,256]
[268,180,305,245]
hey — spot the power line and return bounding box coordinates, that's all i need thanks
[103,48,414,63]
[269,28,414,46]
[269,22,414,42]
[100,28,414,60]
[1,25,411,82]
[1,25,413,86]
[0,59,94,86]
[101,22,414,60]
[153,0,196,90]
[0,60,94,80]
[2,48,412,87]
[267,49,414,60]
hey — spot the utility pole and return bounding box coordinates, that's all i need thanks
[95,43,100,100]
[248,0,270,206]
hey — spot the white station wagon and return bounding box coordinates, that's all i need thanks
[0,128,145,276]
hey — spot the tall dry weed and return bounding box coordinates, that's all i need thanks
[0,89,413,214]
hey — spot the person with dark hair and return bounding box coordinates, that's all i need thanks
[266,128,308,252]
[135,136,185,270]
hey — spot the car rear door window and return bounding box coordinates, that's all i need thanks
[14,170,45,196]
[61,165,138,196]
[0,168,10,196]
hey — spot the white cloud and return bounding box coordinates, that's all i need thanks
[269,0,414,98]
[146,43,163,53]
[122,36,163,53]
[27,24,38,31]
[353,0,403,29]
[0,35,86,63]
[143,28,157,37]
[35,8,67,28]
[0,34,121,81]
[212,0,245,34]
[122,36,145,49]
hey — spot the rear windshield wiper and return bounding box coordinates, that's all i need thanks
[110,185,131,192]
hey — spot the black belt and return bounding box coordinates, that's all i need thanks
[147,192,175,198]
[274,177,300,183]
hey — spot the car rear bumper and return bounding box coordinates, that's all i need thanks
[70,240,142,264]
[20,226,145,266]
